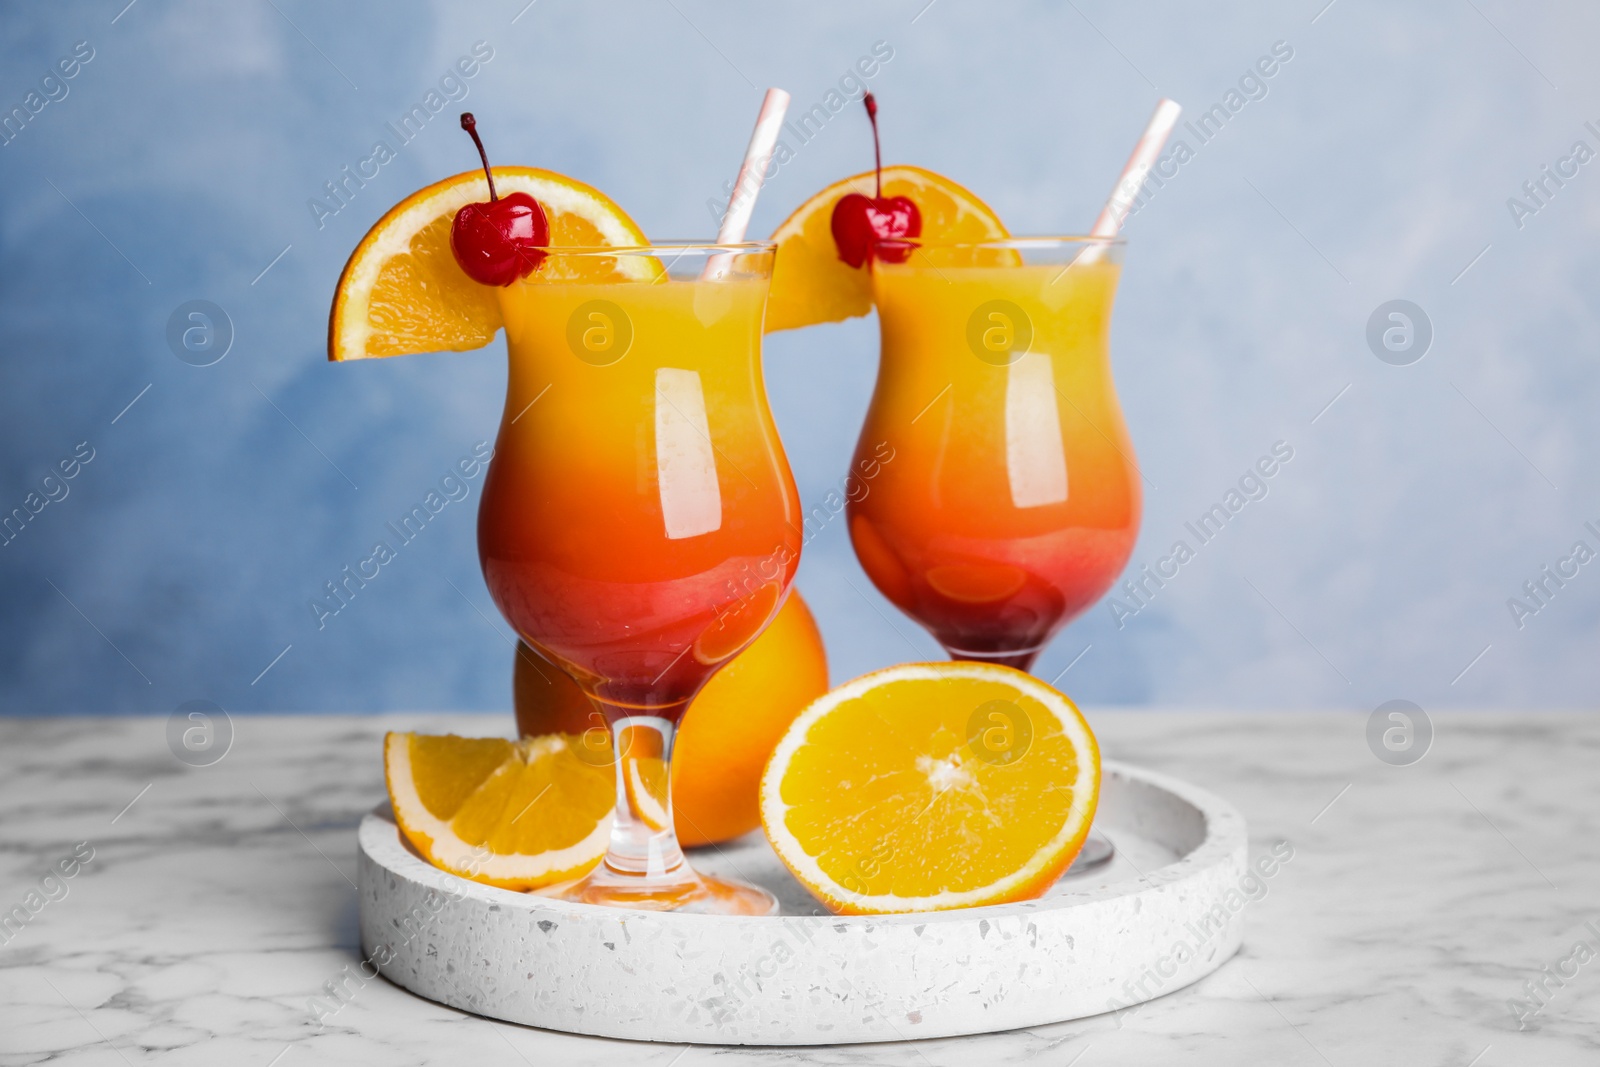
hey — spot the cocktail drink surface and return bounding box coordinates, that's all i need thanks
[479,245,800,913]
[848,240,1138,670]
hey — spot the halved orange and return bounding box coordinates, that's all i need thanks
[329,167,654,362]
[760,662,1100,915]
[765,165,1009,333]
[385,731,616,890]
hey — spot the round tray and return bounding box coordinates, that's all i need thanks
[357,760,1248,1044]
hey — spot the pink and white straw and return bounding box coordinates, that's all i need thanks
[700,88,790,281]
[715,87,791,245]
[1088,97,1183,243]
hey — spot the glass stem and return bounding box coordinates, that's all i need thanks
[595,703,693,886]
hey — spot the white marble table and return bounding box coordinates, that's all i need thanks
[2,711,1596,1065]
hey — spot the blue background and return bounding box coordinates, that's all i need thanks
[2,0,1596,715]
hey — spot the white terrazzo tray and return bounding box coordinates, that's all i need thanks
[357,760,1248,1044]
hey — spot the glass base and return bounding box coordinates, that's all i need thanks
[543,863,778,915]
[944,644,1043,673]
[1067,829,1115,873]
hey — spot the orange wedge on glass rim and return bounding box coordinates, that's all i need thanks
[764,164,1009,333]
[328,166,655,362]
[384,731,616,890]
[760,662,1100,915]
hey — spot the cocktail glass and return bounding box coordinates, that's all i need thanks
[479,242,799,914]
[846,237,1137,868]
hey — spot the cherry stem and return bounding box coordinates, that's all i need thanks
[460,112,498,202]
[864,93,882,199]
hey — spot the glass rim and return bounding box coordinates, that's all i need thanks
[883,235,1127,250]
[531,241,776,256]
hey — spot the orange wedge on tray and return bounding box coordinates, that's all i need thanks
[385,731,615,890]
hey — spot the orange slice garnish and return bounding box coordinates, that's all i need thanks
[329,167,653,362]
[765,165,1008,333]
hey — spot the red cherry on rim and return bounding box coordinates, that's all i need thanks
[449,113,550,286]
[830,92,921,268]
[831,193,920,268]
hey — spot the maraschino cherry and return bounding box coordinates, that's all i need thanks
[450,113,549,286]
[831,92,921,268]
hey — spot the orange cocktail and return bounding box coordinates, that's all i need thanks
[479,244,800,913]
[848,240,1138,670]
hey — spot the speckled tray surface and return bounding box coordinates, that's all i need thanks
[357,760,1248,1044]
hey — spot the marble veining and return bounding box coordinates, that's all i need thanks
[3,712,1598,1063]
